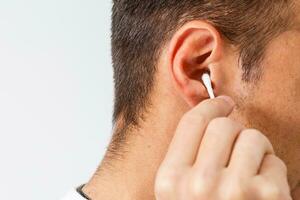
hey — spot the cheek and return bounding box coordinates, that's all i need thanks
[294,76,300,101]
[248,84,300,137]
[227,29,300,139]
[254,30,300,127]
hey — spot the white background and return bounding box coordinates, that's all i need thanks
[0,1,113,199]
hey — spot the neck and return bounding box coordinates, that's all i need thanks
[83,126,178,200]
[83,97,187,200]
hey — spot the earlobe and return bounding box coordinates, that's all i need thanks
[167,21,223,106]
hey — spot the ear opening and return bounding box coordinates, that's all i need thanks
[188,52,212,80]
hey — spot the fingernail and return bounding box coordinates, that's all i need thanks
[217,95,235,107]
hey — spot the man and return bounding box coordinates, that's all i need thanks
[63,0,300,199]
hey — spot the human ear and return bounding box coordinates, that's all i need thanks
[167,20,224,107]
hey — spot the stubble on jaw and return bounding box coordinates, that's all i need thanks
[229,81,300,190]
[294,77,300,101]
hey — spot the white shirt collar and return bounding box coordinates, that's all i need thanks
[61,188,87,200]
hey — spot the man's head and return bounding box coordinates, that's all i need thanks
[110,0,299,188]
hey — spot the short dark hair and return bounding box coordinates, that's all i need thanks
[110,0,294,149]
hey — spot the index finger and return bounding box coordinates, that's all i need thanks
[161,96,235,167]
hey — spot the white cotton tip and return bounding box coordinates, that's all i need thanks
[201,72,215,99]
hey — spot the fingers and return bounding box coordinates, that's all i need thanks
[249,155,291,199]
[228,129,275,178]
[162,96,235,167]
[260,155,291,198]
[259,155,289,193]
[194,117,244,170]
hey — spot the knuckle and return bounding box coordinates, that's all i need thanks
[207,117,239,132]
[252,177,288,200]
[241,128,262,139]
[240,129,265,144]
[154,165,181,197]
[267,155,288,173]
[204,118,244,142]
[240,129,274,152]
[188,177,209,198]
[259,182,282,199]
[276,159,288,174]
[154,172,177,196]
[209,117,231,127]
[222,183,245,200]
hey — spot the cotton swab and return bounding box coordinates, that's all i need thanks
[201,72,215,99]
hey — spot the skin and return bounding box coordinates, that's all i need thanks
[155,97,291,199]
[82,11,300,200]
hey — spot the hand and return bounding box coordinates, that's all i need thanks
[154,96,292,200]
